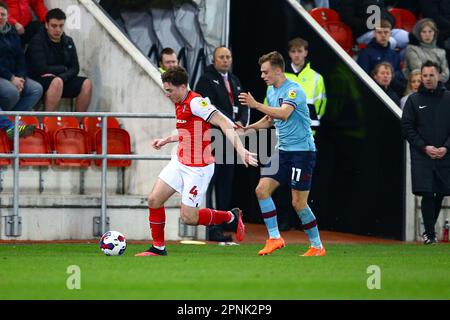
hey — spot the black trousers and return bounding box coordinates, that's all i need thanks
[421,193,445,238]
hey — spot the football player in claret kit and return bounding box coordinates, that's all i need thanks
[135,66,258,257]
[238,51,326,257]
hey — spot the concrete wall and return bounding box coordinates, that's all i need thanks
[0,194,206,240]
[44,0,176,196]
[0,0,192,240]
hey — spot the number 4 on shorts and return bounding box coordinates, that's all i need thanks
[189,186,198,197]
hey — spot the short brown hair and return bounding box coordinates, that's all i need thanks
[0,1,8,11]
[375,19,392,30]
[288,37,309,51]
[258,51,285,71]
[371,62,394,77]
[161,66,188,86]
[159,47,176,63]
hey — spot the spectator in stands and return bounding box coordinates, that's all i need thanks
[26,8,92,112]
[4,0,47,45]
[195,46,249,241]
[285,37,326,135]
[372,62,401,106]
[0,1,41,139]
[401,60,450,245]
[158,47,179,73]
[338,0,409,50]
[400,69,421,109]
[419,0,450,52]
[404,19,449,85]
[357,19,406,95]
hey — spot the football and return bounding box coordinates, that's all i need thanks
[99,231,127,256]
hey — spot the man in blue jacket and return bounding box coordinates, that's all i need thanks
[357,19,406,95]
[0,1,41,139]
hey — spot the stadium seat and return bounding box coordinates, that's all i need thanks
[83,116,120,152]
[309,7,341,27]
[388,8,417,32]
[8,115,40,127]
[53,127,91,167]
[18,128,51,166]
[43,116,80,150]
[0,130,12,166]
[322,22,355,55]
[94,128,131,167]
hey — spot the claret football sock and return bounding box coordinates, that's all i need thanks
[197,208,233,225]
[258,197,281,239]
[297,207,322,248]
[149,207,166,247]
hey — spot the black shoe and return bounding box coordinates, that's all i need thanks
[423,232,436,245]
[135,245,167,256]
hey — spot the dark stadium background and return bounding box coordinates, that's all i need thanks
[230,0,405,240]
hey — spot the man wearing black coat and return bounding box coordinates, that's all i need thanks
[401,60,450,244]
[26,8,92,112]
[195,47,250,240]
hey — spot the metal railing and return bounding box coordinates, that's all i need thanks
[0,111,175,237]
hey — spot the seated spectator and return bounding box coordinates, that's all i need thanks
[357,19,406,95]
[419,0,450,51]
[338,0,409,50]
[4,0,47,45]
[404,19,449,85]
[372,62,401,106]
[26,8,92,112]
[158,47,179,73]
[400,69,421,109]
[0,1,41,139]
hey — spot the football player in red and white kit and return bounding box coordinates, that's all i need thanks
[136,66,258,256]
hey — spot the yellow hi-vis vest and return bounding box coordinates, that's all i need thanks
[285,63,327,136]
[263,63,326,135]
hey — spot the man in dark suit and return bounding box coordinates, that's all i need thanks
[195,46,250,241]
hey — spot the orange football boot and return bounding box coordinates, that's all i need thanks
[301,246,326,256]
[258,237,285,255]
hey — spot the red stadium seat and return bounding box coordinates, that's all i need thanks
[8,115,40,127]
[309,8,341,27]
[94,128,131,167]
[43,116,80,150]
[0,131,12,166]
[53,128,91,167]
[83,117,120,152]
[18,128,51,166]
[322,21,355,55]
[389,8,417,32]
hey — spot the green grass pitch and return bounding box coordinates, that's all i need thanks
[0,243,449,300]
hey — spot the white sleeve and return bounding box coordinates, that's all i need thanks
[190,97,217,122]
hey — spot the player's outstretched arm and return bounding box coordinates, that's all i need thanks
[151,135,179,150]
[235,115,274,134]
[209,112,258,167]
[238,92,294,121]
